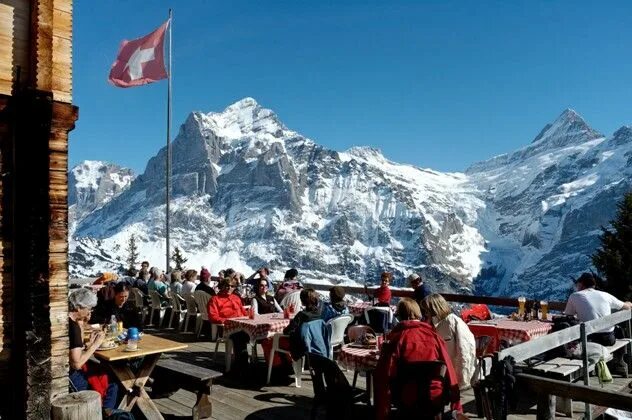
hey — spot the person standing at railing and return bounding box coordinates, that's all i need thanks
[409,273,431,304]
[372,271,393,306]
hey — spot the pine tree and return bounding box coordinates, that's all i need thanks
[171,246,188,271]
[593,192,632,301]
[126,234,139,273]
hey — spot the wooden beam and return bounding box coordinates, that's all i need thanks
[518,373,632,411]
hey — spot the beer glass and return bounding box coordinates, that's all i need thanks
[518,296,526,317]
[540,300,548,320]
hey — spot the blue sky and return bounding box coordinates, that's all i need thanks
[71,1,632,175]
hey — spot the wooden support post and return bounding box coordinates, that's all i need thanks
[537,393,556,420]
[51,391,102,420]
[580,323,592,420]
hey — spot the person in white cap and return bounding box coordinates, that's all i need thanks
[409,273,431,303]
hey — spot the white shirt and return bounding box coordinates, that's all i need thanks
[181,281,196,295]
[433,313,476,389]
[565,288,624,332]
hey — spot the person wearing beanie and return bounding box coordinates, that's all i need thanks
[321,285,350,322]
[409,273,431,303]
[195,267,216,296]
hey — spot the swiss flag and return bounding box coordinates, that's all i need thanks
[108,19,169,88]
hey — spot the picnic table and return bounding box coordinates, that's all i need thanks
[467,319,553,352]
[224,312,291,342]
[93,334,187,419]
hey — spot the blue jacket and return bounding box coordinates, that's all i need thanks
[300,319,331,359]
[320,302,350,322]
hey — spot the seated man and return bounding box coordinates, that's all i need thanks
[321,286,350,322]
[374,298,461,419]
[565,272,632,346]
[409,273,431,303]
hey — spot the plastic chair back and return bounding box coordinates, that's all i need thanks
[365,307,391,333]
[183,293,198,314]
[327,314,354,348]
[194,290,212,321]
[149,290,163,309]
[391,360,449,418]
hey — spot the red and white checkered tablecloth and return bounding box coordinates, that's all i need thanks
[224,313,291,342]
[338,344,380,372]
[468,319,553,351]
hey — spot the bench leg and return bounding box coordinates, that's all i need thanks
[192,390,212,420]
[537,394,556,420]
[556,395,572,417]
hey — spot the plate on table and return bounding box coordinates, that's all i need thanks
[122,347,140,353]
[97,343,118,351]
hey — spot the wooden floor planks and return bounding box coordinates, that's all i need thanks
[143,328,632,420]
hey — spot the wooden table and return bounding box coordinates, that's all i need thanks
[94,334,187,420]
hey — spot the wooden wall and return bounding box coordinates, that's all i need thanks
[0,0,76,417]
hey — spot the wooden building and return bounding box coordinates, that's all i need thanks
[0,0,77,417]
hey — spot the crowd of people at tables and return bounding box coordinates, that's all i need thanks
[75,261,480,417]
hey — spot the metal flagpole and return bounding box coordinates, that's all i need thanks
[165,9,172,271]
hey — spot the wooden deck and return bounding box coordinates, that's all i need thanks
[142,328,632,420]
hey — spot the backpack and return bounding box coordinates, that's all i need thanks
[460,304,492,323]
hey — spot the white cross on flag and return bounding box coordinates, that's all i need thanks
[108,19,169,88]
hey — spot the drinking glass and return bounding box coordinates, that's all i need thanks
[517,296,526,317]
[540,300,548,320]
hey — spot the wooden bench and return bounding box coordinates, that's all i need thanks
[494,310,632,419]
[153,358,222,420]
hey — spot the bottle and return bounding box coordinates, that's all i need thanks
[109,315,118,336]
[532,301,540,321]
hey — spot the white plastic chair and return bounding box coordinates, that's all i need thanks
[280,290,303,310]
[148,290,168,327]
[326,314,354,356]
[266,333,304,387]
[364,306,393,325]
[168,293,186,330]
[182,293,199,333]
[193,290,212,338]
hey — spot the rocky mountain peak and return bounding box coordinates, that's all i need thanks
[531,108,602,147]
[610,126,632,147]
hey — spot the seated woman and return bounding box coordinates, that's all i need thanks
[252,278,282,315]
[207,278,249,373]
[282,288,323,360]
[68,288,118,409]
[421,294,476,390]
[321,286,350,322]
[181,269,197,295]
[374,298,461,419]
[90,283,142,330]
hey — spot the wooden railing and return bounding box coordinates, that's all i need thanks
[302,282,566,311]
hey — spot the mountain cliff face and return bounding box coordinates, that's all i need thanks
[68,161,135,233]
[69,100,632,298]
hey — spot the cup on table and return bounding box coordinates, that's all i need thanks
[540,300,548,320]
[283,307,290,319]
[376,334,384,350]
[517,296,526,317]
[126,327,139,351]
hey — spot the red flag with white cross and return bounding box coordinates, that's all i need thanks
[108,19,170,88]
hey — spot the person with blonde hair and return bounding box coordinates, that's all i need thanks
[421,293,476,389]
[374,298,462,419]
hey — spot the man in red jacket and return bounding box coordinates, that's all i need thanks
[208,278,249,373]
[374,298,462,419]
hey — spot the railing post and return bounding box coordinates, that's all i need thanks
[580,323,592,420]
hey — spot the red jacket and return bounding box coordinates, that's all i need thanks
[374,320,461,419]
[374,285,392,304]
[208,292,246,323]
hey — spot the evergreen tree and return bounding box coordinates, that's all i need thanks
[593,192,632,301]
[171,246,188,271]
[126,234,139,273]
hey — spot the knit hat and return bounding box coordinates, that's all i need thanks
[200,268,211,282]
[407,273,421,282]
[329,286,346,303]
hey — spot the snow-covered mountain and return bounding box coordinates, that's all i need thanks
[69,99,632,298]
[68,161,134,233]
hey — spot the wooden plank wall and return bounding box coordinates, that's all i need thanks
[0,0,72,102]
[0,0,75,417]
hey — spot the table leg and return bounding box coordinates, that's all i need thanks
[108,354,163,419]
[366,371,373,406]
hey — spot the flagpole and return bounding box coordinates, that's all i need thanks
[165,9,172,271]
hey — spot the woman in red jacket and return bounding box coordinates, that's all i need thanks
[374,298,462,419]
[207,278,249,373]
